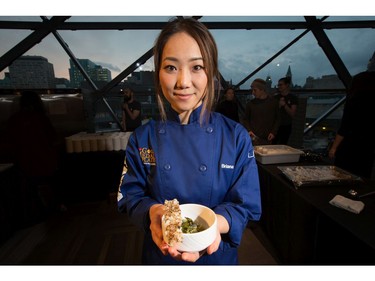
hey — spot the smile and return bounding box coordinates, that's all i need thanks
[173,93,193,100]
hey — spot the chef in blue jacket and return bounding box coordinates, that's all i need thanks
[118,17,262,265]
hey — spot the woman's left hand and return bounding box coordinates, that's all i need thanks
[167,223,222,263]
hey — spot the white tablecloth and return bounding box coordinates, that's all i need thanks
[65,131,132,153]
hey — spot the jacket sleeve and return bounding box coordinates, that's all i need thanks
[117,131,157,233]
[213,125,262,247]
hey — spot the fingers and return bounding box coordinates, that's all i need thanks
[151,228,169,255]
[166,232,221,263]
[168,247,201,262]
[149,204,168,255]
[206,229,221,255]
[150,205,222,263]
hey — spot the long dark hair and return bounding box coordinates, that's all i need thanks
[153,17,219,124]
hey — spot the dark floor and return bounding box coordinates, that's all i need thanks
[0,193,280,265]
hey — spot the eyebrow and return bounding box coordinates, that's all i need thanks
[163,56,203,63]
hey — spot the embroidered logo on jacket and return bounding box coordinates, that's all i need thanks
[248,151,255,158]
[221,163,234,169]
[139,147,156,165]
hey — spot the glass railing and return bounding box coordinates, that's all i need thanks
[235,88,347,155]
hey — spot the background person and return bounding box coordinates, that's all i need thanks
[273,76,298,145]
[215,86,240,122]
[328,57,375,179]
[117,17,261,265]
[243,78,280,145]
[121,86,142,132]
[5,91,64,223]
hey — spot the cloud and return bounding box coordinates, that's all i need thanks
[94,61,121,72]
[1,16,374,87]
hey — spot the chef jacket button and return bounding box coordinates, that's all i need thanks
[199,165,207,172]
[206,127,213,133]
[158,129,165,134]
[164,164,171,170]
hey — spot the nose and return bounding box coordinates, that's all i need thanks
[176,68,191,89]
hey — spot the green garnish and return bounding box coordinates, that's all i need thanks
[181,217,204,234]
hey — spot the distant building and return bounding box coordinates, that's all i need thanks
[285,65,293,86]
[126,70,154,87]
[8,55,55,89]
[55,77,71,88]
[96,67,112,83]
[69,59,112,88]
[265,75,272,92]
[303,74,345,89]
[0,72,12,88]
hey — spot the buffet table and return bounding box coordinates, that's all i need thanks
[257,161,375,265]
[59,132,131,204]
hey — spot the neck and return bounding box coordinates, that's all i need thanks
[281,90,289,96]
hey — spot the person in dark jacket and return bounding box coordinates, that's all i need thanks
[117,17,261,265]
[273,76,298,144]
[329,55,375,179]
[121,86,142,132]
[243,78,280,145]
[215,87,240,122]
[6,91,63,221]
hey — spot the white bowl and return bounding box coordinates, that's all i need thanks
[162,203,217,252]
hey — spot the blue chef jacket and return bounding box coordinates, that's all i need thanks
[118,105,262,265]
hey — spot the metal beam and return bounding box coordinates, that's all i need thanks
[304,95,346,134]
[99,47,154,94]
[0,20,374,31]
[234,17,328,89]
[304,16,352,89]
[235,28,310,89]
[40,17,123,131]
[0,16,70,72]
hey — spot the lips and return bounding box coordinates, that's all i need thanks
[173,93,193,100]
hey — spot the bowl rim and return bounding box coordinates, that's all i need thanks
[179,203,217,236]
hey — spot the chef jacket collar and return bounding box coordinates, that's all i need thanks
[166,104,205,124]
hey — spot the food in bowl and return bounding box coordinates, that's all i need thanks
[162,199,217,252]
[181,217,204,234]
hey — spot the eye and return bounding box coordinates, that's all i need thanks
[193,65,205,72]
[163,65,177,72]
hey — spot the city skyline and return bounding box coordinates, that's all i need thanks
[1,16,375,89]
[2,54,350,91]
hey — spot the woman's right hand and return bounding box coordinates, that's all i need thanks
[149,204,169,255]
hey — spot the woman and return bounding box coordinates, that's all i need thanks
[215,87,240,122]
[118,17,261,265]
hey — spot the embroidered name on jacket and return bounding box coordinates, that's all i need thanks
[139,147,156,165]
[221,163,234,169]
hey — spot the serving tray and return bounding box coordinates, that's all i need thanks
[278,165,363,188]
[254,145,304,164]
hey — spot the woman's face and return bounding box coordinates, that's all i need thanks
[159,32,208,123]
